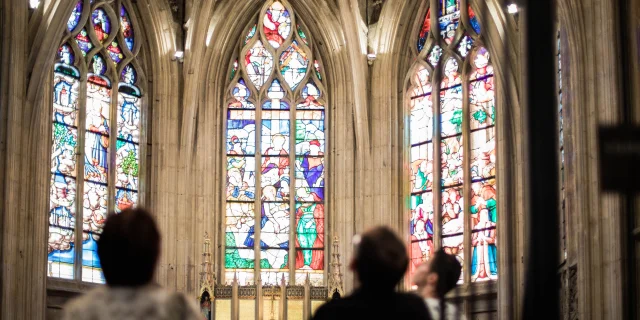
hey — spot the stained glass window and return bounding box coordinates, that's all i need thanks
[48,0,144,284]
[408,2,497,284]
[225,0,325,287]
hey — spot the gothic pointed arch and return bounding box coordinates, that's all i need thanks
[223,0,327,287]
[406,0,497,285]
[48,0,147,284]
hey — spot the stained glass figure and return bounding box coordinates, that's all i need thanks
[441,136,463,187]
[68,1,83,32]
[417,8,431,53]
[107,41,124,64]
[428,45,443,66]
[120,5,135,51]
[91,8,111,43]
[90,55,107,76]
[280,41,309,89]
[263,1,291,49]
[75,29,93,56]
[470,179,497,281]
[245,41,274,89]
[245,24,257,45]
[299,83,324,110]
[457,35,473,58]
[121,64,137,85]
[227,156,256,201]
[438,0,460,44]
[440,59,463,138]
[410,191,434,274]
[58,44,75,66]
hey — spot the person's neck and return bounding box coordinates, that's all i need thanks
[418,285,438,299]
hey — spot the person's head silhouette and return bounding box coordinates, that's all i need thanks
[350,226,409,292]
[98,208,160,287]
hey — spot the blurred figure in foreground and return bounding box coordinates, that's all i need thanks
[413,249,466,320]
[312,226,431,320]
[62,208,201,320]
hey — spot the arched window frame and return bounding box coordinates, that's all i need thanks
[47,0,147,285]
[406,0,498,286]
[222,0,328,287]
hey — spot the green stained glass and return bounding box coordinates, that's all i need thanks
[225,248,255,269]
[297,24,309,45]
[473,109,488,124]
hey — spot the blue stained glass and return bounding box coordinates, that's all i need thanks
[48,226,75,279]
[75,29,93,56]
[107,41,124,65]
[84,132,109,184]
[230,79,254,109]
[267,79,286,100]
[417,9,431,52]
[295,156,325,202]
[91,8,111,43]
[121,64,137,85]
[67,1,83,32]
[82,233,101,268]
[468,6,481,34]
[81,232,105,283]
[120,5,135,51]
[438,0,461,44]
[227,110,256,155]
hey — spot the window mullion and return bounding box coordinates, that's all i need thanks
[255,95,263,286]
[289,101,297,285]
[108,80,117,216]
[462,67,472,285]
[74,75,88,283]
[433,66,443,252]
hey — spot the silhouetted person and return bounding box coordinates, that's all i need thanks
[413,249,465,320]
[62,208,201,320]
[312,226,431,320]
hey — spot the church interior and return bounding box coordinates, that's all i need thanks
[0,0,639,319]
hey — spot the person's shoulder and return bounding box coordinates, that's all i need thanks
[312,297,358,319]
[392,292,431,317]
[62,287,109,318]
[394,291,427,304]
